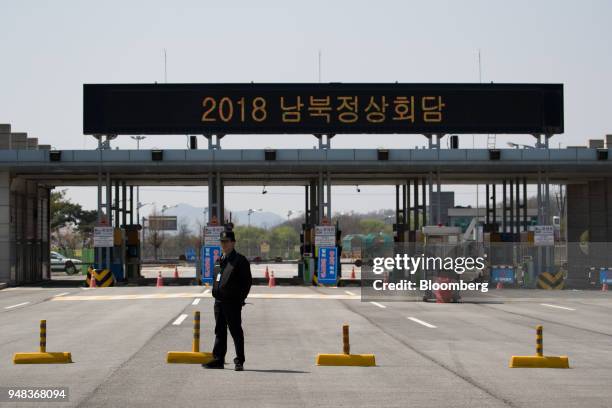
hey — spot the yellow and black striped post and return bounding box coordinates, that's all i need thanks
[39,320,46,353]
[536,325,543,357]
[342,324,350,355]
[192,311,200,353]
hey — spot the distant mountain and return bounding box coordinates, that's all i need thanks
[154,203,284,232]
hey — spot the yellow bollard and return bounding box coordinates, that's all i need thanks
[13,320,72,364]
[509,325,569,368]
[316,324,376,367]
[342,324,350,355]
[193,311,200,353]
[166,311,214,364]
[536,325,543,357]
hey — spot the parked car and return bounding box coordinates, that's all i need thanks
[274,256,283,263]
[50,251,83,275]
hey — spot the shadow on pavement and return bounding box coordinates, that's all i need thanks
[243,369,310,374]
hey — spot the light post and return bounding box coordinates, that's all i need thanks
[247,208,262,258]
[286,210,302,259]
[161,204,178,259]
[130,136,146,223]
[137,202,153,260]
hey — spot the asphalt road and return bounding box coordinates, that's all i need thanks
[0,286,611,408]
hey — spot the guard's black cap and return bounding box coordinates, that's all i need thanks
[220,230,236,242]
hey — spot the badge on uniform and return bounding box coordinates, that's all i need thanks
[216,273,221,282]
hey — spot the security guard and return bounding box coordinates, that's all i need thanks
[203,230,252,371]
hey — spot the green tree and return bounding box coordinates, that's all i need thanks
[50,190,82,230]
[269,225,300,258]
[233,225,268,258]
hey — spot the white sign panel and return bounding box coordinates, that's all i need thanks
[315,226,336,247]
[94,227,114,248]
[204,226,226,247]
[534,225,554,246]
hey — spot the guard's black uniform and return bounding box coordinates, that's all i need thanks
[211,248,252,364]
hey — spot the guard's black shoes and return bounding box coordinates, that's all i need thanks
[202,359,224,369]
[234,363,244,371]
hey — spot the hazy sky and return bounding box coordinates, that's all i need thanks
[1,1,610,216]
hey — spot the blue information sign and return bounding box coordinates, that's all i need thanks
[600,268,612,284]
[317,246,338,285]
[491,266,515,283]
[201,246,221,284]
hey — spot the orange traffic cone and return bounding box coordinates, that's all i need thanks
[89,269,97,288]
[156,271,164,288]
[496,281,503,290]
[173,266,179,279]
[268,271,276,288]
[603,282,608,292]
[265,266,270,280]
[350,267,356,279]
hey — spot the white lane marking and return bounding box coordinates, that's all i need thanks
[192,298,201,305]
[370,301,387,309]
[540,303,575,311]
[345,290,356,296]
[202,289,210,294]
[55,292,70,297]
[52,292,358,301]
[4,302,30,309]
[407,317,437,328]
[172,314,189,325]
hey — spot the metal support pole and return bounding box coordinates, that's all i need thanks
[422,177,427,227]
[129,185,134,225]
[310,179,318,226]
[96,163,102,268]
[413,178,419,230]
[326,171,331,220]
[436,170,441,225]
[537,171,542,224]
[545,173,550,225]
[486,184,490,225]
[318,172,324,222]
[536,325,543,357]
[428,172,434,225]
[395,185,400,224]
[492,183,497,227]
[305,186,309,225]
[523,177,528,231]
[216,173,221,222]
[405,181,410,228]
[515,177,520,235]
[502,179,507,233]
[207,173,213,223]
[114,180,119,228]
[106,172,111,271]
[122,182,127,227]
[509,178,514,237]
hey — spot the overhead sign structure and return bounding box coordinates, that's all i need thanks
[83,83,563,135]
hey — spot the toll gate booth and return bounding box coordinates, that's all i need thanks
[2,81,612,289]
